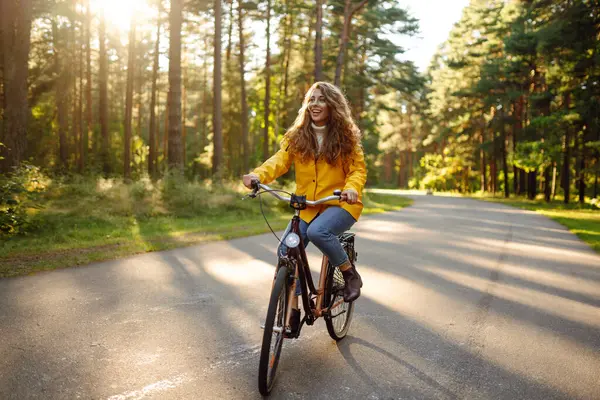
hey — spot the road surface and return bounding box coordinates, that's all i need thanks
[1,194,599,399]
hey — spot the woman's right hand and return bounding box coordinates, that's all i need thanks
[242,173,259,189]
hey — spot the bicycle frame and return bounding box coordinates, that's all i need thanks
[256,182,355,396]
[250,182,346,337]
[279,213,345,335]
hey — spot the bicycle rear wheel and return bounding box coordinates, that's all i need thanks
[324,262,354,341]
[258,266,288,395]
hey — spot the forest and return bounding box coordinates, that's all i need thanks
[1,0,599,242]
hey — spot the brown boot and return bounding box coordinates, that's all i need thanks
[340,262,363,302]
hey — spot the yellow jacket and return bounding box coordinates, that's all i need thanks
[252,141,367,223]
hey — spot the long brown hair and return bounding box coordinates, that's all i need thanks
[284,82,362,165]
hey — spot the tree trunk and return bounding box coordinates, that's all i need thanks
[314,0,323,82]
[397,152,404,188]
[355,40,367,118]
[167,0,183,172]
[501,110,509,198]
[407,105,413,183]
[502,139,509,198]
[223,0,235,174]
[238,0,249,174]
[383,152,392,182]
[334,0,368,87]
[53,19,70,170]
[282,7,293,129]
[263,0,271,161]
[136,64,143,141]
[511,101,517,194]
[212,0,223,176]
[124,20,136,180]
[83,0,92,170]
[562,92,571,204]
[200,36,209,158]
[163,91,169,169]
[182,52,187,166]
[594,127,599,200]
[594,166,599,199]
[302,12,314,93]
[489,120,496,194]
[334,0,351,87]
[226,0,234,62]
[70,6,79,171]
[273,0,291,154]
[0,0,32,172]
[148,2,161,179]
[480,129,487,192]
[579,130,586,204]
[544,166,551,202]
[528,171,536,200]
[513,97,524,195]
[77,3,84,173]
[552,162,557,200]
[98,10,110,175]
[490,158,497,193]
[0,0,4,119]
[520,169,527,195]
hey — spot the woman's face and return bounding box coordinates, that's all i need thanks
[307,88,330,126]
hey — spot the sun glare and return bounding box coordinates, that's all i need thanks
[91,0,154,33]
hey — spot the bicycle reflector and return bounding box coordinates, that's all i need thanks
[284,232,301,248]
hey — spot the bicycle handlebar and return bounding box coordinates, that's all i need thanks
[252,181,341,206]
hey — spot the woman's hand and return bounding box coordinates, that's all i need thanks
[340,189,358,204]
[242,173,259,189]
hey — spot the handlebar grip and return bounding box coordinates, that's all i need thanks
[251,178,260,190]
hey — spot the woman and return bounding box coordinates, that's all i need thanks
[243,82,367,328]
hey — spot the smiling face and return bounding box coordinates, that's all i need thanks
[307,88,330,126]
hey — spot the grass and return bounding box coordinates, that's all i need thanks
[0,178,412,278]
[362,191,413,214]
[472,194,600,254]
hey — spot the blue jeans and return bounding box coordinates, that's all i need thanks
[278,206,356,269]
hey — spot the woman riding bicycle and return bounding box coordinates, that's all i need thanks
[243,81,367,322]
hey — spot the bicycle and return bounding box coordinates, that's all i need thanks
[246,181,358,396]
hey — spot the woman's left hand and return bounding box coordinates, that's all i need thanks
[340,189,358,204]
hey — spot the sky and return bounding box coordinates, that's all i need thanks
[395,0,471,72]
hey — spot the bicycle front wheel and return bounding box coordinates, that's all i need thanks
[324,262,354,341]
[258,266,288,396]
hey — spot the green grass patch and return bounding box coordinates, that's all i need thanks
[0,178,411,278]
[475,195,600,254]
[362,191,413,214]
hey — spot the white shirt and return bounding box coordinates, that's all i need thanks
[311,122,327,153]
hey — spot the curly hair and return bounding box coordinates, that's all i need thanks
[284,82,362,165]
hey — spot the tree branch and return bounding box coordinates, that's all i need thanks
[351,0,368,17]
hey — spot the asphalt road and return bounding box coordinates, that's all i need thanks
[1,193,599,400]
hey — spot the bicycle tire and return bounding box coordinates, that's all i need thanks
[324,261,354,341]
[258,266,288,395]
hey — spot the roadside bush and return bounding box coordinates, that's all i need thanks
[0,164,47,236]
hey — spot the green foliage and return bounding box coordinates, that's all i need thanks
[0,164,47,235]
[420,154,447,191]
[418,0,600,201]
[513,141,557,173]
[0,176,411,277]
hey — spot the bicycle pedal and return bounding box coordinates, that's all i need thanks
[260,324,284,333]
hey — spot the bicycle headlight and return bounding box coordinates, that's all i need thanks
[284,232,300,248]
